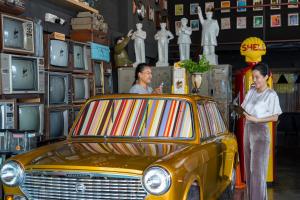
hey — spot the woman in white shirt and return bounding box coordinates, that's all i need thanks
[241,63,282,200]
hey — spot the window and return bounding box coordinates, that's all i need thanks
[72,98,194,138]
[197,103,211,139]
[204,102,227,136]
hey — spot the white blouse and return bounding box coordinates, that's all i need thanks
[241,87,282,119]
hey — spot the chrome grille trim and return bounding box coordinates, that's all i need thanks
[21,171,147,200]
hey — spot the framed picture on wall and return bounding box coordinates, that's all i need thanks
[205,2,215,12]
[253,16,264,28]
[221,1,231,13]
[148,6,155,21]
[190,19,200,31]
[288,0,298,8]
[221,17,231,30]
[253,0,264,11]
[190,3,199,15]
[271,14,281,27]
[271,0,281,10]
[175,20,182,35]
[175,4,184,16]
[288,13,299,26]
[237,17,247,29]
[237,0,247,12]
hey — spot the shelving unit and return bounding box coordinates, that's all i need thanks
[47,0,99,14]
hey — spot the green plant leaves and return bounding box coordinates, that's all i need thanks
[180,55,211,73]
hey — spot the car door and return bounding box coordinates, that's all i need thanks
[204,102,228,191]
[197,102,221,199]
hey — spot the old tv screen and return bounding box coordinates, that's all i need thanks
[73,44,84,69]
[50,40,68,67]
[50,111,65,138]
[94,63,103,87]
[18,105,40,132]
[74,78,88,101]
[12,57,38,91]
[49,74,68,104]
[3,16,24,49]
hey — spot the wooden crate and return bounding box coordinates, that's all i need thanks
[70,29,109,45]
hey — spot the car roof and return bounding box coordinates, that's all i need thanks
[88,94,214,103]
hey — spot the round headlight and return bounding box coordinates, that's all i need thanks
[0,161,24,186]
[142,167,171,195]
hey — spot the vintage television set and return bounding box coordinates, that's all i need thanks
[45,106,71,140]
[70,41,92,73]
[44,34,71,71]
[0,13,34,54]
[72,75,91,103]
[0,53,45,95]
[71,104,82,124]
[45,72,71,106]
[93,61,104,94]
[17,103,44,135]
[0,99,16,129]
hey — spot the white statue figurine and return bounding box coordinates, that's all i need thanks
[177,18,192,61]
[132,23,147,67]
[197,6,219,57]
[154,22,174,67]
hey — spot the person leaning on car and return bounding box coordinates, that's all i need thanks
[129,63,162,94]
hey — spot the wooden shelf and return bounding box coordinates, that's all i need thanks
[47,0,99,14]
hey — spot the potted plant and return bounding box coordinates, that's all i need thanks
[180,55,211,93]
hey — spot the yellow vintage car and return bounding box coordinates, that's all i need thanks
[1,94,238,200]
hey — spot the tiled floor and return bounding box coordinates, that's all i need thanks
[233,147,300,200]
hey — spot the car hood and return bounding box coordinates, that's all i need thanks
[21,142,190,175]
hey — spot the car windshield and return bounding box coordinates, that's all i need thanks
[72,98,194,139]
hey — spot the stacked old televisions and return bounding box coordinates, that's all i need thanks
[0,13,43,154]
[44,34,94,141]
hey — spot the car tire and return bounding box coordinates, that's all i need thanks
[219,168,236,200]
[187,183,200,200]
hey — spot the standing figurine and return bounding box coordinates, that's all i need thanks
[177,18,192,61]
[132,23,147,67]
[114,30,134,67]
[198,6,219,64]
[154,22,174,67]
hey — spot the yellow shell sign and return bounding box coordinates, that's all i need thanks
[240,37,266,63]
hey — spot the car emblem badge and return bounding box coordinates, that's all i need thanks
[75,183,86,194]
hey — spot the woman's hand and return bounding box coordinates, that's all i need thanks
[244,112,259,123]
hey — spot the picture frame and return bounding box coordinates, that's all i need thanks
[253,16,264,28]
[288,13,299,26]
[221,1,231,13]
[221,17,231,30]
[190,19,200,31]
[237,0,247,12]
[271,14,281,27]
[271,0,281,10]
[205,2,215,12]
[148,6,155,21]
[237,17,247,29]
[288,0,298,8]
[175,4,184,16]
[253,0,264,11]
[175,20,182,35]
[190,3,199,15]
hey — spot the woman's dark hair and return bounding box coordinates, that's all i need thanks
[253,63,270,77]
[133,63,150,85]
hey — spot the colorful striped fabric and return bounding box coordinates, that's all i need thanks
[197,104,211,138]
[204,102,227,136]
[72,99,193,138]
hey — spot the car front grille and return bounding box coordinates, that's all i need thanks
[21,171,147,200]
